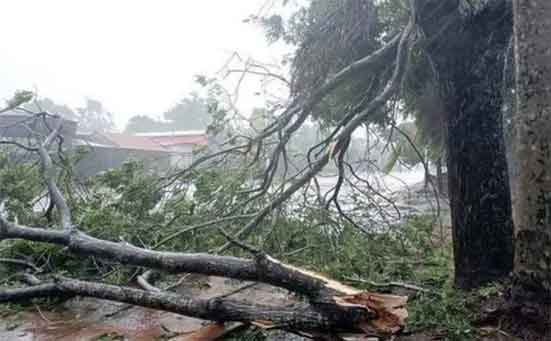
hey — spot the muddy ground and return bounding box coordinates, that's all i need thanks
[0,275,301,340]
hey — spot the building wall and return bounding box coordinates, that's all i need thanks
[75,146,171,178]
[165,144,194,168]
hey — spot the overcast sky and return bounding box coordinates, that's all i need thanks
[0,1,286,130]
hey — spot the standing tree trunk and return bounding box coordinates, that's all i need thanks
[420,0,514,288]
[511,0,551,326]
[446,78,513,288]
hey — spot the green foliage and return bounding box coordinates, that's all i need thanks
[261,0,448,150]
[255,214,482,340]
[408,287,474,340]
[0,148,474,339]
[0,157,169,282]
[0,153,43,224]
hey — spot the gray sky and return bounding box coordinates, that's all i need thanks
[0,0,285,130]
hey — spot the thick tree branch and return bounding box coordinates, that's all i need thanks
[0,277,371,333]
[0,219,351,300]
[0,217,408,336]
[35,117,73,230]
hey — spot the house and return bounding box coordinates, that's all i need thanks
[75,130,208,177]
[135,130,208,168]
[0,110,208,177]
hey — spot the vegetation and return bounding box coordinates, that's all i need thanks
[0,152,513,339]
[23,97,115,133]
[0,0,550,339]
[125,93,210,133]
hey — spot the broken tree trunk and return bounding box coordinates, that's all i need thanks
[0,218,407,338]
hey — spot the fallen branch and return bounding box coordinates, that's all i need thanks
[0,276,368,333]
[0,220,345,299]
[137,270,161,292]
[0,219,407,336]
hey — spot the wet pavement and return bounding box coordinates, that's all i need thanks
[0,275,299,341]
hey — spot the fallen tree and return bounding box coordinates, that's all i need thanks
[0,113,409,337]
[0,110,409,337]
[0,219,407,337]
[0,1,425,338]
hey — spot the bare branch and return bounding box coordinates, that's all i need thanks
[226,68,291,87]
[0,140,38,152]
[220,8,417,249]
[34,117,72,231]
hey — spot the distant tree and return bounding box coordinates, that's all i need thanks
[163,93,210,131]
[124,94,210,134]
[76,98,115,133]
[23,97,77,121]
[124,115,166,134]
[23,97,114,133]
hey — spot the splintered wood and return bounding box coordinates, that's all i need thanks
[260,256,408,337]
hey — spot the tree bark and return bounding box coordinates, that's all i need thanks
[511,0,551,323]
[446,79,513,289]
[420,0,514,288]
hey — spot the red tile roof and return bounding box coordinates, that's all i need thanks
[99,132,208,152]
[150,134,208,147]
[103,133,168,152]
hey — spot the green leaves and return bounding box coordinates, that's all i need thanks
[0,154,42,224]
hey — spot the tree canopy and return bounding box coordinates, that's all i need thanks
[125,93,210,133]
